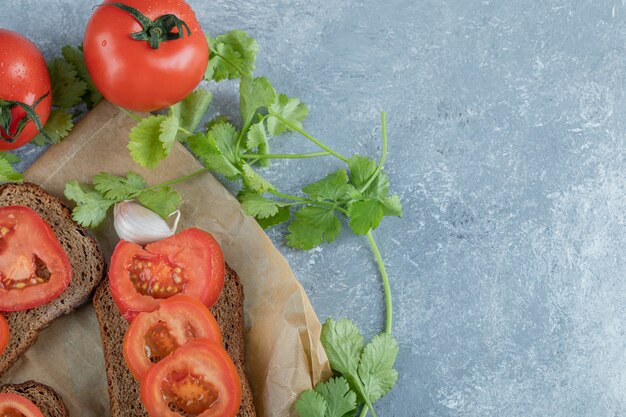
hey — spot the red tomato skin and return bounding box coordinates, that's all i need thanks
[0,393,46,417]
[83,0,209,112]
[123,294,222,380]
[0,206,72,312]
[0,30,51,150]
[109,228,225,321]
[140,339,241,417]
[0,314,8,356]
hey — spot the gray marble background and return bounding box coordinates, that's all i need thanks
[4,0,626,416]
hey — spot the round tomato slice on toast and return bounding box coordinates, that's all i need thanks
[124,295,222,380]
[0,206,71,312]
[109,228,225,321]
[140,339,241,417]
[0,393,45,417]
[0,314,8,356]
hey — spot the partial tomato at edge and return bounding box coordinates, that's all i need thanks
[123,295,222,380]
[109,228,225,321]
[140,339,241,417]
[0,393,45,417]
[0,314,8,356]
[83,0,209,111]
[0,29,52,150]
[0,206,72,312]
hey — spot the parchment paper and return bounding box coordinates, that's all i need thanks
[1,101,330,416]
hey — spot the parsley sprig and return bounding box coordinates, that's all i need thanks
[0,152,23,183]
[65,30,402,416]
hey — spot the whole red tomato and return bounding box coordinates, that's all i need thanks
[83,0,209,112]
[0,29,52,150]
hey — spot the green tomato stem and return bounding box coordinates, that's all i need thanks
[367,230,392,334]
[242,151,330,159]
[359,112,388,194]
[267,112,350,163]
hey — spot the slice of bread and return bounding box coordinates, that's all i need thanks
[0,182,106,376]
[0,380,69,417]
[93,264,256,417]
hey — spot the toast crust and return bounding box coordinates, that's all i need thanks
[0,182,106,377]
[93,264,256,417]
[0,380,69,417]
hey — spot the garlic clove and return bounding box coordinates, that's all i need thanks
[113,200,180,245]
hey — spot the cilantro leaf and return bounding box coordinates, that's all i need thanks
[128,115,169,168]
[48,58,88,108]
[347,155,376,192]
[32,109,74,145]
[287,206,340,249]
[170,89,213,139]
[382,194,402,217]
[64,181,115,228]
[246,120,270,167]
[61,45,102,107]
[268,94,309,136]
[0,153,23,183]
[242,164,273,193]
[209,121,240,164]
[239,192,288,219]
[136,187,181,219]
[92,172,146,200]
[315,377,358,417]
[205,30,258,81]
[358,333,399,403]
[240,76,276,124]
[321,318,364,377]
[159,115,179,156]
[186,132,240,177]
[296,390,327,417]
[303,169,358,203]
[256,206,291,229]
[347,198,384,235]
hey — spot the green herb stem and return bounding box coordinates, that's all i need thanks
[359,405,369,417]
[268,112,350,163]
[360,112,388,194]
[146,167,211,190]
[242,151,330,159]
[367,230,392,334]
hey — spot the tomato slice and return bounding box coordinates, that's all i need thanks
[140,339,241,417]
[0,393,45,417]
[0,314,8,356]
[109,228,225,321]
[0,206,71,312]
[124,295,222,380]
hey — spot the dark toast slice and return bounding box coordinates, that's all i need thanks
[0,381,69,417]
[0,182,106,376]
[93,264,256,417]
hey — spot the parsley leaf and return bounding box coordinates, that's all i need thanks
[239,192,289,219]
[296,390,327,417]
[205,30,258,81]
[48,58,88,108]
[64,181,115,228]
[0,153,23,183]
[242,164,273,192]
[136,187,181,219]
[32,109,74,145]
[92,172,146,200]
[268,94,309,136]
[159,115,180,156]
[321,318,365,376]
[358,333,399,403]
[287,206,341,249]
[61,45,102,107]
[170,89,213,139]
[347,155,377,193]
[246,120,270,167]
[210,121,240,164]
[316,377,358,417]
[381,194,402,217]
[128,115,169,168]
[347,199,384,235]
[240,76,276,124]
[303,169,358,203]
[186,132,240,177]
[256,206,291,229]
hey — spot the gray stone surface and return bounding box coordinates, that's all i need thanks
[3,0,626,416]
